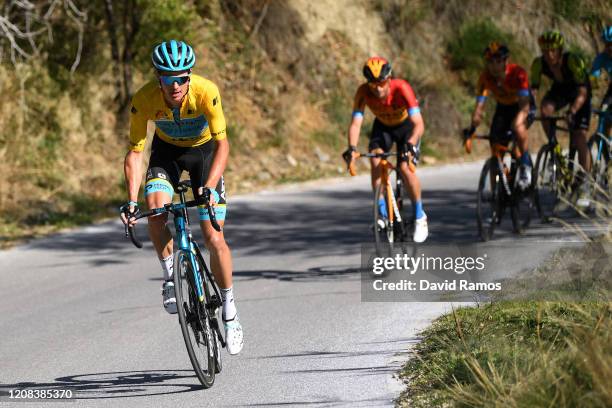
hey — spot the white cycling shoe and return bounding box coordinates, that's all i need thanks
[162,280,177,315]
[224,317,244,355]
[516,164,532,191]
[413,215,428,243]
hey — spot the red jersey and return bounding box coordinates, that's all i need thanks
[352,78,420,126]
[476,63,530,106]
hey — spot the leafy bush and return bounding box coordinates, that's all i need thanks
[447,19,511,84]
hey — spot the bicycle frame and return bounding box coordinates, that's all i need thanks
[490,142,519,197]
[536,116,575,184]
[125,184,222,306]
[592,109,611,162]
[379,158,400,224]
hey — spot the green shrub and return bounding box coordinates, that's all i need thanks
[447,19,511,84]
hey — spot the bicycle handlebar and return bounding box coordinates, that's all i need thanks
[123,193,221,249]
[348,152,416,176]
[593,109,611,117]
[534,116,566,121]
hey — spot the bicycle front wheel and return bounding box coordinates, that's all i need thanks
[476,159,501,241]
[534,144,561,221]
[374,183,393,256]
[174,250,216,388]
[588,133,610,215]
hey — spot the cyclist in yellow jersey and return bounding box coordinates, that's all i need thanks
[120,40,242,355]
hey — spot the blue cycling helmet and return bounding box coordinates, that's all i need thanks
[602,25,612,42]
[151,40,195,72]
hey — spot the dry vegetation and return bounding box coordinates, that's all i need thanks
[0,0,610,245]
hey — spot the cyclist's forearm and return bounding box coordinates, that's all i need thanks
[347,116,363,147]
[471,102,485,127]
[205,138,229,188]
[409,114,424,145]
[124,150,143,202]
[570,86,587,113]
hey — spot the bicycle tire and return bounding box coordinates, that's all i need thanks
[374,183,393,256]
[476,159,500,241]
[197,249,224,374]
[174,250,216,388]
[588,133,610,215]
[393,177,408,242]
[534,144,561,221]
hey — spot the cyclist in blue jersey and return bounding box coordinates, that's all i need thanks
[591,25,612,112]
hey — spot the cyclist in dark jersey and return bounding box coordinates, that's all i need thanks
[465,42,535,190]
[530,30,592,208]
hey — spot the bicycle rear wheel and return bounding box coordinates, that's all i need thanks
[588,133,610,215]
[174,250,216,388]
[476,159,501,241]
[534,144,561,221]
[374,183,393,256]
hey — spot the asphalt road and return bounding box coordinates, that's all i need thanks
[0,161,603,407]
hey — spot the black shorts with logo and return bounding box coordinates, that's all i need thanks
[542,82,592,130]
[489,95,536,146]
[368,118,420,164]
[145,136,226,220]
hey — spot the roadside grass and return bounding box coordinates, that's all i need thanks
[398,300,611,408]
[397,237,612,408]
[0,194,124,249]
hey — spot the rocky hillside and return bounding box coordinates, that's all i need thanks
[0,0,609,242]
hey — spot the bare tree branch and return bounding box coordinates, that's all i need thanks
[0,0,86,71]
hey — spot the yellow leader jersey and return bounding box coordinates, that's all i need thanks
[129,74,227,152]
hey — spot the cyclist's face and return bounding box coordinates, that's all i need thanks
[543,48,562,65]
[367,78,390,99]
[487,56,507,77]
[158,70,190,106]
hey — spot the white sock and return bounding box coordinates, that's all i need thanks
[160,255,173,281]
[221,287,237,321]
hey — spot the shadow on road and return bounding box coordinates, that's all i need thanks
[23,186,581,259]
[0,370,205,400]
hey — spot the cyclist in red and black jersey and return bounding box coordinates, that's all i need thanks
[465,42,536,189]
[343,57,428,243]
[530,30,592,208]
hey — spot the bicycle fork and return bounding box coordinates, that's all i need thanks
[496,158,512,196]
[174,215,205,302]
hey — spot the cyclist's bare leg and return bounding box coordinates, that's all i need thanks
[200,220,233,289]
[399,161,421,202]
[540,101,556,139]
[572,128,591,173]
[146,191,173,260]
[512,118,529,156]
[369,147,384,191]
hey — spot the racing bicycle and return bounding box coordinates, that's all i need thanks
[588,109,611,214]
[349,151,416,254]
[533,116,580,220]
[463,132,535,241]
[123,180,225,388]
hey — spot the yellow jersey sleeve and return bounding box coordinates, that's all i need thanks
[200,82,227,141]
[129,101,148,152]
